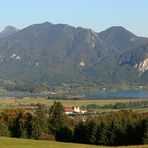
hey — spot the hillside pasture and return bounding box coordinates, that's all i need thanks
[0,137,147,148]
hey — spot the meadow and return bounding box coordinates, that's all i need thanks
[0,97,143,106]
[0,137,147,148]
[0,97,147,113]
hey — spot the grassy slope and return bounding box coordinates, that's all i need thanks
[0,137,148,148]
[0,137,106,148]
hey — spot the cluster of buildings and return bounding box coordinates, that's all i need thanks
[10,102,87,115]
[64,106,87,115]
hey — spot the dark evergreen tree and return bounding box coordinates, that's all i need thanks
[20,112,33,138]
[73,122,87,143]
[55,126,73,142]
[31,104,48,139]
[48,102,71,135]
[114,125,127,145]
[5,110,24,138]
[96,122,109,145]
[85,120,97,144]
[142,119,148,144]
[108,121,117,146]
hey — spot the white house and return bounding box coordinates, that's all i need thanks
[64,106,87,114]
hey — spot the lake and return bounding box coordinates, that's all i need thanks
[85,90,148,100]
[0,90,148,100]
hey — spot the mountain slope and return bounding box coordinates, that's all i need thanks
[99,26,148,50]
[0,26,19,38]
[0,22,147,87]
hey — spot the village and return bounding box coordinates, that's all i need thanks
[10,102,88,116]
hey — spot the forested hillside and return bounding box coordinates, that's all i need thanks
[0,22,147,88]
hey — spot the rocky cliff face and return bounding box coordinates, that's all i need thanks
[138,58,148,74]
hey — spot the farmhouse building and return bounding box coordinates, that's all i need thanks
[64,106,87,114]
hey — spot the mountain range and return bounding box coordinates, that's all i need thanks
[0,22,147,88]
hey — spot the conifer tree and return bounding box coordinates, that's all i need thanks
[73,122,87,143]
[55,126,73,142]
[142,119,148,144]
[96,122,109,145]
[48,102,70,134]
[85,120,97,144]
[31,104,48,139]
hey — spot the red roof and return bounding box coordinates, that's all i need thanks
[64,107,74,112]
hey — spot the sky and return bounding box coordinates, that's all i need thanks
[0,0,148,37]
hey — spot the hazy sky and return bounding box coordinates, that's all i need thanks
[0,0,148,36]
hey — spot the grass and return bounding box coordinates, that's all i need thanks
[0,97,143,106]
[0,137,147,148]
[0,97,147,113]
[0,137,105,148]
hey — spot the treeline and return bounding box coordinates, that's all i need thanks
[5,84,49,93]
[84,100,148,110]
[0,102,73,141]
[0,102,147,146]
[73,110,148,145]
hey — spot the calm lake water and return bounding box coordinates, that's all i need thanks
[85,90,148,100]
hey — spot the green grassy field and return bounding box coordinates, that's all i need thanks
[0,97,147,113]
[0,97,143,106]
[0,137,147,148]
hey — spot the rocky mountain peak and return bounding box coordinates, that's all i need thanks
[99,26,139,49]
[0,26,19,38]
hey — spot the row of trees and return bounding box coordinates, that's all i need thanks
[0,102,73,140]
[84,100,148,110]
[73,110,148,145]
[0,102,147,146]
